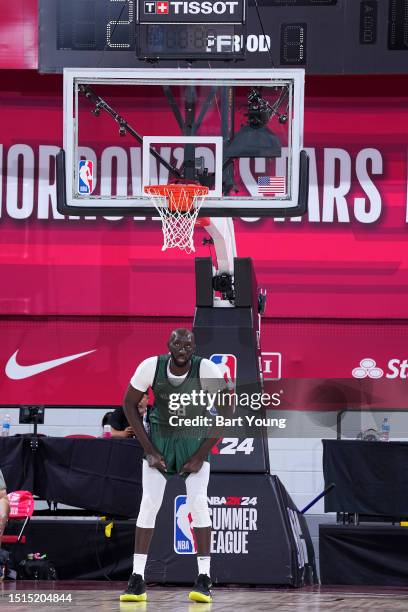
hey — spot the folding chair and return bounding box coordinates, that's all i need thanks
[1,490,35,545]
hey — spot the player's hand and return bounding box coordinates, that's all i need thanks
[180,455,204,475]
[146,451,167,471]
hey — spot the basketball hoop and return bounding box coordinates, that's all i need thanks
[144,183,209,254]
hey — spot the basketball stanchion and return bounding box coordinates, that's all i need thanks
[144,183,209,254]
[51,65,314,596]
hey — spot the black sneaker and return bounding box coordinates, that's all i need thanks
[188,573,213,603]
[120,573,147,602]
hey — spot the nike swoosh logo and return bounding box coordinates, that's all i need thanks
[5,349,96,380]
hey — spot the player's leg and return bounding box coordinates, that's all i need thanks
[120,460,167,602]
[185,461,213,603]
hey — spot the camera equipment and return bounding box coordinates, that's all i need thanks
[213,273,235,301]
[258,289,267,315]
[246,88,274,128]
[19,405,45,436]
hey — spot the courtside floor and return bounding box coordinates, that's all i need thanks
[1,582,408,611]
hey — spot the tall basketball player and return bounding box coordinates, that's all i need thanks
[120,328,228,603]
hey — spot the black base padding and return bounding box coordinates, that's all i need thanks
[149,473,318,586]
[195,257,213,307]
[193,304,268,473]
[320,523,408,586]
[233,258,258,308]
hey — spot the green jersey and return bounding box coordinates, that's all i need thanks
[148,354,210,476]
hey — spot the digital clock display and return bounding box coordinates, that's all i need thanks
[280,23,307,65]
[138,24,244,58]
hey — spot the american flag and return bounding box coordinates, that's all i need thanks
[257,176,286,196]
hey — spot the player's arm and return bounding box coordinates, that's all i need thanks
[123,357,166,471]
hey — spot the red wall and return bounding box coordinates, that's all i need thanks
[1,74,408,319]
[1,317,408,406]
[2,8,408,406]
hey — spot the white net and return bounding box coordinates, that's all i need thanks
[145,184,208,254]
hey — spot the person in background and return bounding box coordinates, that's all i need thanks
[101,411,115,430]
[110,393,150,438]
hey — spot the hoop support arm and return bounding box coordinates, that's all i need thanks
[200,217,237,275]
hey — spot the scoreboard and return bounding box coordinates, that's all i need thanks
[136,0,247,59]
[39,0,408,73]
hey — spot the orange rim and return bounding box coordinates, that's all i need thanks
[145,184,209,212]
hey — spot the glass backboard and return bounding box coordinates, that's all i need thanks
[57,68,308,218]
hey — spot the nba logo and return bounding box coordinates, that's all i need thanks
[174,496,197,554]
[78,160,94,194]
[210,354,237,389]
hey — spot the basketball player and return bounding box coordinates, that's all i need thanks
[120,328,228,603]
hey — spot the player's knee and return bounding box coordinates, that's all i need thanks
[189,494,211,528]
[136,493,162,528]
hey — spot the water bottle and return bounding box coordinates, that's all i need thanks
[102,424,112,439]
[2,414,11,437]
[381,417,390,442]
